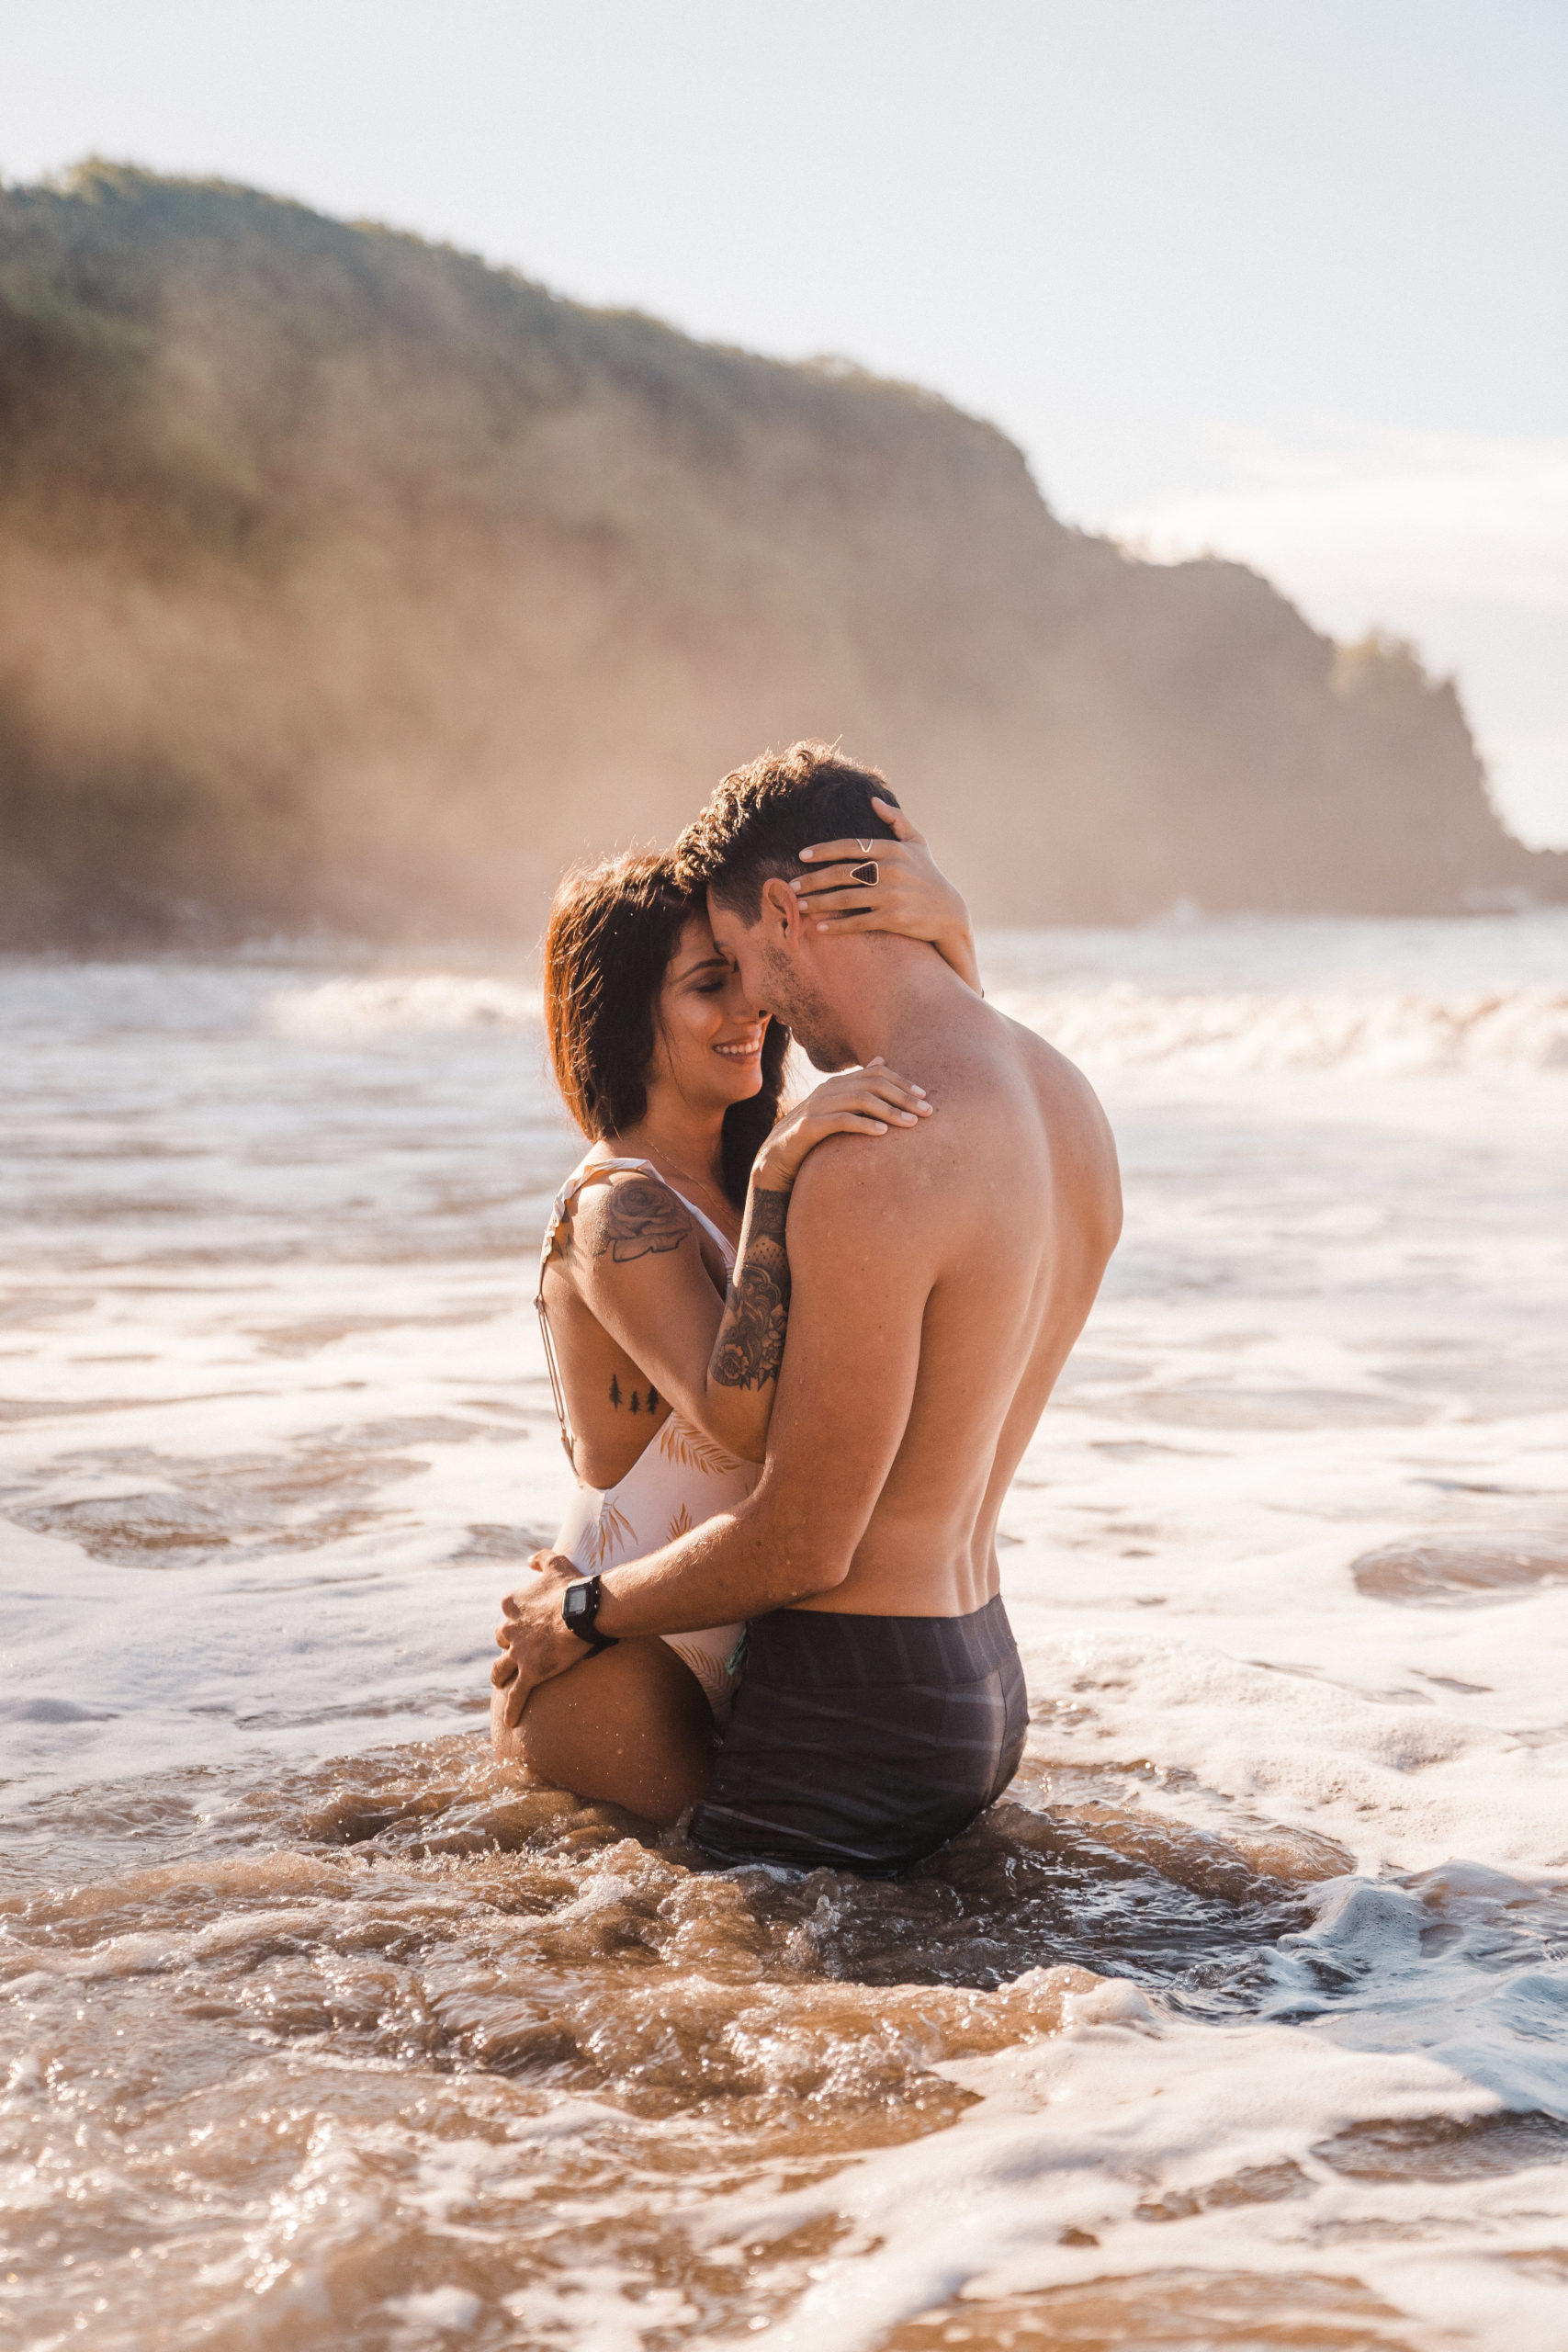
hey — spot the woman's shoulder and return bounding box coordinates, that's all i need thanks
[560,1160,695,1272]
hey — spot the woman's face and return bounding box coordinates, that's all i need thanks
[649,915,768,1112]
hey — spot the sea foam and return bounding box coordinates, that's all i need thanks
[6,917,1568,2351]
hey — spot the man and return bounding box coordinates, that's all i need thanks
[493,743,1122,1873]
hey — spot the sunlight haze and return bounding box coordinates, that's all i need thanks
[5,0,1563,839]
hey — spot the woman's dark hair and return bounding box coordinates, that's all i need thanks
[542,848,788,1208]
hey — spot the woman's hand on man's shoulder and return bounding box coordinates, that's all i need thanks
[754,1060,934,1193]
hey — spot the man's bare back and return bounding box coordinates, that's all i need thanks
[779,983,1121,1622]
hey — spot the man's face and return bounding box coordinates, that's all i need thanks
[705,881,857,1071]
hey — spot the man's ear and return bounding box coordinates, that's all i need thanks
[759,874,807,949]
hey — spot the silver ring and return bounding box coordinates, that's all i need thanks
[849,859,879,887]
[857,839,874,854]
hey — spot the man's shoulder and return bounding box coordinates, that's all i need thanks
[784,1077,983,1270]
[1045,1033,1116,1124]
[983,1007,1112,1139]
[785,1125,935,1233]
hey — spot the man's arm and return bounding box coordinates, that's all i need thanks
[494,1138,935,1706]
[604,1134,931,1623]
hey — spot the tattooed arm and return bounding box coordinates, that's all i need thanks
[562,1171,729,1450]
[696,1183,791,1458]
[562,1064,932,1465]
[711,1187,790,1392]
[697,1056,936,1456]
[581,1172,787,1459]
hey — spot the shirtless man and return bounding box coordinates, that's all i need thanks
[492,744,1122,1873]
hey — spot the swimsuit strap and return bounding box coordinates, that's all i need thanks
[536,1156,737,1465]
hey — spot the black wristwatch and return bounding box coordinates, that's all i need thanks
[561,1574,619,1656]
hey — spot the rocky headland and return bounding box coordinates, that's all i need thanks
[1,163,1560,943]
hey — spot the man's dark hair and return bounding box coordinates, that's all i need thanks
[673,741,900,921]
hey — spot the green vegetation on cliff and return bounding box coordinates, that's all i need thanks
[0,161,1558,943]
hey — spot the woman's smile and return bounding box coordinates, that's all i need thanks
[713,1030,764,1063]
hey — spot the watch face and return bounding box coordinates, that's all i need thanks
[563,1581,592,1627]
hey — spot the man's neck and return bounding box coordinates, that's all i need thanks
[828,938,985,1069]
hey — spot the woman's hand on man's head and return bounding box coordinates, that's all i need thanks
[791,796,976,990]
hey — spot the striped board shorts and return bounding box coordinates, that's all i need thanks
[689,1594,1027,1878]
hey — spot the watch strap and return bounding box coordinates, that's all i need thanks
[563,1573,619,1653]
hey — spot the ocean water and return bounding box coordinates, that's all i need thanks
[3,911,1568,2352]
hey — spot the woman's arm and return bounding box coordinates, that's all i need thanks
[704,1178,791,1443]
[791,795,983,995]
[567,1064,932,1462]
[698,1058,933,1455]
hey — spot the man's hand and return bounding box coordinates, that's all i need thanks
[491,1552,582,1729]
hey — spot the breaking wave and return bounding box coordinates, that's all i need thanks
[998,984,1568,1075]
[265,967,1568,1076]
[267,973,540,1036]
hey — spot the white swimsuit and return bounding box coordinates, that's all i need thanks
[536,1157,756,1724]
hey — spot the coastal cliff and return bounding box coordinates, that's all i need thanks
[1,162,1560,943]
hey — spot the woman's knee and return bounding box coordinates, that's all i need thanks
[499,1639,713,1825]
[490,1674,526,1764]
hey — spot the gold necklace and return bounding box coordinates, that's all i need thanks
[638,1140,723,1204]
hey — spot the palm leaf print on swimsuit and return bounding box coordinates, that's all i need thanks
[657,1418,742,1476]
[588,1498,635,1566]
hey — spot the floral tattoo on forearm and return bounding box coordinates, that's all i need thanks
[711,1188,791,1391]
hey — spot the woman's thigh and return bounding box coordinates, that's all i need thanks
[490,1636,714,1826]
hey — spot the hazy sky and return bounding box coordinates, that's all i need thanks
[5,0,1565,841]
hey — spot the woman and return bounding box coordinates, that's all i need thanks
[491,799,980,1823]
